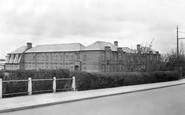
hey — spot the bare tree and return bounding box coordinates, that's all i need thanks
[159,42,185,71]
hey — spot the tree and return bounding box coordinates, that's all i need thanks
[159,43,185,71]
[121,54,146,72]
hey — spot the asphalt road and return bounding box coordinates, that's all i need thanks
[1,83,185,115]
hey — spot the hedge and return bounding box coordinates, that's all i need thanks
[1,69,71,97]
[0,69,180,97]
[70,71,179,91]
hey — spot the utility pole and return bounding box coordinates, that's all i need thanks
[177,26,179,76]
[176,26,184,78]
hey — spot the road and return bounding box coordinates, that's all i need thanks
[1,81,185,115]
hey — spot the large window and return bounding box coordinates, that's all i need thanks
[65,54,69,60]
[83,53,87,61]
[101,64,105,72]
[70,54,74,60]
[76,53,80,60]
[118,53,122,61]
[106,52,110,60]
[102,52,105,60]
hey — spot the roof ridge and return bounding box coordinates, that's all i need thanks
[36,43,83,46]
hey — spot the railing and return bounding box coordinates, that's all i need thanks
[0,76,76,98]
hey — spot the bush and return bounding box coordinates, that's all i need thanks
[2,69,71,97]
[3,69,70,80]
[70,71,179,91]
[0,70,4,78]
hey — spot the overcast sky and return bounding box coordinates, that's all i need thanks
[1,0,185,58]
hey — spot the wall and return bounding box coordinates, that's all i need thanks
[24,52,79,71]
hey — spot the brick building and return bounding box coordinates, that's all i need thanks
[5,41,160,72]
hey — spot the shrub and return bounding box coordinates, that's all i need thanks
[70,71,179,91]
[2,69,71,97]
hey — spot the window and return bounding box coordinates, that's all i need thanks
[83,66,86,71]
[51,54,54,61]
[70,66,74,70]
[42,54,44,61]
[149,55,153,61]
[65,54,69,60]
[60,54,63,61]
[102,52,105,60]
[71,55,74,60]
[55,55,58,61]
[106,65,110,72]
[106,52,110,60]
[46,55,48,61]
[118,53,122,60]
[101,65,105,72]
[83,53,87,61]
[76,53,80,60]
[83,63,86,70]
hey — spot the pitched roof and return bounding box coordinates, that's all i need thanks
[82,41,118,51]
[122,47,136,53]
[9,46,27,54]
[26,43,85,53]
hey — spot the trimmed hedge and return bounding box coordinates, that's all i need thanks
[1,69,71,97]
[70,71,179,91]
[0,69,180,97]
[3,69,70,80]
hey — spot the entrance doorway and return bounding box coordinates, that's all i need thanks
[74,65,79,71]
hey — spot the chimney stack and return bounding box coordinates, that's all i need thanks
[137,44,141,54]
[114,41,118,47]
[149,51,153,54]
[105,46,111,51]
[117,47,123,52]
[26,42,32,50]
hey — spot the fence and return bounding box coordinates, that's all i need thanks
[0,76,76,98]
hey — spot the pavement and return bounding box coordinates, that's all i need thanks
[1,79,185,114]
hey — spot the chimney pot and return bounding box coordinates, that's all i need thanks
[137,44,141,53]
[149,51,153,54]
[117,47,123,52]
[114,41,118,47]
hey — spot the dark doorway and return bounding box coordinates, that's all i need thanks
[74,65,79,71]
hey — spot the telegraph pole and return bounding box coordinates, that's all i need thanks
[176,26,184,78]
[177,26,179,76]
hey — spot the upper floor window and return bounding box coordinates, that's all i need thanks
[65,54,69,60]
[102,52,105,60]
[76,53,80,60]
[118,53,122,60]
[83,54,87,61]
[106,52,110,60]
[70,55,74,60]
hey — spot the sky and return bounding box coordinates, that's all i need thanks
[1,0,185,58]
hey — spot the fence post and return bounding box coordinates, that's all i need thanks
[53,77,56,93]
[72,76,76,91]
[0,78,2,98]
[28,77,32,95]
